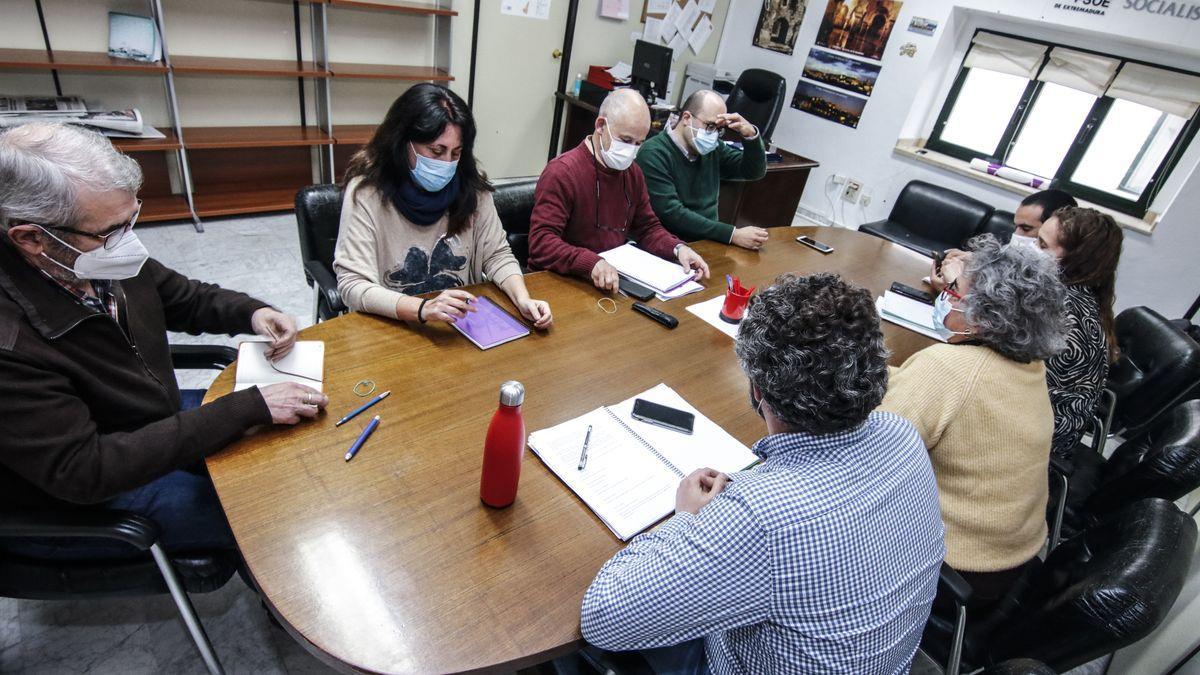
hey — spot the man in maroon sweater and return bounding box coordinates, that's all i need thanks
[529,89,710,292]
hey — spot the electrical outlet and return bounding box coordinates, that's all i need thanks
[831,174,847,185]
[841,180,862,203]
[860,194,872,207]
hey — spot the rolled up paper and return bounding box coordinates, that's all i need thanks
[968,158,1046,188]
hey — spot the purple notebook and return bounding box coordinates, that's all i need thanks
[451,296,531,350]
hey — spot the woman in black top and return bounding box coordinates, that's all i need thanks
[1036,206,1123,461]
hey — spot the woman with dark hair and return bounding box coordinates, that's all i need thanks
[1037,206,1123,461]
[334,84,552,327]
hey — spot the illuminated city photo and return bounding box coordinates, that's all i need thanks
[802,48,882,96]
[791,80,868,128]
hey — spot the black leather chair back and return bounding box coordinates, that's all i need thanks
[980,209,1016,244]
[725,69,786,142]
[890,181,993,245]
[295,184,344,273]
[493,178,538,270]
[1087,399,1200,515]
[1108,306,1200,434]
[988,498,1197,671]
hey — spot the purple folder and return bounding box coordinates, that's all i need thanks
[451,296,531,350]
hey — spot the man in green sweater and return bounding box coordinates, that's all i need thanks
[636,90,770,250]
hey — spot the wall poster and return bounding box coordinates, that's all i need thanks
[752,0,808,55]
[814,0,903,61]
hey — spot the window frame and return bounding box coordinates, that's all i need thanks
[924,29,1200,218]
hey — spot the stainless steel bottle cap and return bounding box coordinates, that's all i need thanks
[499,381,525,406]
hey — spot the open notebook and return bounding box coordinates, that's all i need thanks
[528,383,758,540]
[599,243,704,301]
[235,340,325,392]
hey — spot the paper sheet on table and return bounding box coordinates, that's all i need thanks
[235,340,325,392]
[643,17,664,43]
[698,0,715,12]
[599,0,630,20]
[675,0,700,32]
[686,295,740,339]
[876,292,948,343]
[606,61,633,80]
[688,15,713,53]
[647,0,673,13]
[668,33,687,60]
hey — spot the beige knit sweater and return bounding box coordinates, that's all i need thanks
[333,177,523,319]
[880,343,1052,572]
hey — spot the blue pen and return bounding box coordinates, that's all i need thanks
[345,415,380,462]
[335,390,391,427]
[726,274,733,291]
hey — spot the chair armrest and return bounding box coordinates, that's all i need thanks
[939,562,973,607]
[170,344,239,371]
[303,260,346,315]
[1048,453,1074,479]
[0,509,160,551]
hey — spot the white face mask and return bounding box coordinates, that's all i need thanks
[38,227,149,281]
[600,123,638,171]
[1010,233,1039,248]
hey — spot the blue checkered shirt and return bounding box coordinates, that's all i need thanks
[581,412,945,674]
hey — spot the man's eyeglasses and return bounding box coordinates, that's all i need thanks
[689,116,721,134]
[36,199,143,251]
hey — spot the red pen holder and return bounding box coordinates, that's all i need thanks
[719,287,753,324]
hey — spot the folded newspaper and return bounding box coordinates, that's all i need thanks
[0,108,164,139]
[0,95,88,116]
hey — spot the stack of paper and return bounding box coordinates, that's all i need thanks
[599,243,704,301]
[528,383,757,540]
[877,291,947,342]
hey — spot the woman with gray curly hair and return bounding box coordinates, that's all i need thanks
[881,234,1068,609]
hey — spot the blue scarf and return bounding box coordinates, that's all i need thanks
[392,174,460,226]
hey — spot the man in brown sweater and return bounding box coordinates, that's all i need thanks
[0,123,328,558]
[529,89,710,292]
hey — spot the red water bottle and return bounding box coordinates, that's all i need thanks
[480,381,526,508]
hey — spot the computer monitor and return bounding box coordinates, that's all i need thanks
[632,39,672,103]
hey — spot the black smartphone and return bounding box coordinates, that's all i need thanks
[890,281,934,305]
[619,276,656,301]
[796,235,834,254]
[932,249,945,274]
[631,399,695,435]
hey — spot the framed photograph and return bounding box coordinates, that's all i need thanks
[790,80,868,128]
[814,0,903,62]
[801,48,881,97]
[752,0,807,55]
[108,12,159,63]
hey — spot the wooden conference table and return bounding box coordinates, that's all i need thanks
[205,227,935,674]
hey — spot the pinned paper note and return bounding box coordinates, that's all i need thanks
[660,14,678,42]
[643,17,664,43]
[688,15,712,53]
[599,0,630,20]
[697,0,715,12]
[663,2,681,29]
[675,0,700,32]
[647,0,672,13]
[668,33,687,61]
[501,0,551,20]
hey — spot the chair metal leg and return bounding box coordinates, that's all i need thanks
[311,285,321,325]
[1049,472,1068,551]
[150,543,224,675]
[947,603,966,675]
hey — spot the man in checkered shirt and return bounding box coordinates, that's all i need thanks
[579,273,946,674]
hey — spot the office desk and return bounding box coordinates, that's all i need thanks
[554,93,819,230]
[205,227,933,674]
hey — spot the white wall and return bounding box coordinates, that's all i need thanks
[715,0,1200,317]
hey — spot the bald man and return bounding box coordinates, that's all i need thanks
[529,89,709,293]
[636,90,769,250]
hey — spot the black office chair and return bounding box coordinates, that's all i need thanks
[295,184,347,323]
[493,178,539,271]
[926,498,1195,673]
[979,210,1015,245]
[725,68,786,144]
[1107,306,1200,436]
[859,181,994,257]
[0,344,242,675]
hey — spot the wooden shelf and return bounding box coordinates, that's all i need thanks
[139,194,193,222]
[329,0,457,16]
[171,54,329,78]
[182,126,333,149]
[334,124,377,144]
[192,188,298,218]
[0,48,167,74]
[330,63,453,81]
[111,129,182,153]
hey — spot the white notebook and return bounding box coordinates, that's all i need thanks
[877,291,948,343]
[528,383,758,541]
[599,243,704,301]
[235,340,325,392]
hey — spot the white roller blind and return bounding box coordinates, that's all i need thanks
[1106,63,1200,119]
[1037,47,1119,96]
[963,32,1048,80]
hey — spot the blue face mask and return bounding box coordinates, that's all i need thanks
[931,291,970,340]
[690,123,720,156]
[409,142,458,192]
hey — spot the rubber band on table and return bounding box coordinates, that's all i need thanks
[353,380,377,397]
[597,297,617,314]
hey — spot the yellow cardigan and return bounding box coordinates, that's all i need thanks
[880,343,1052,572]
